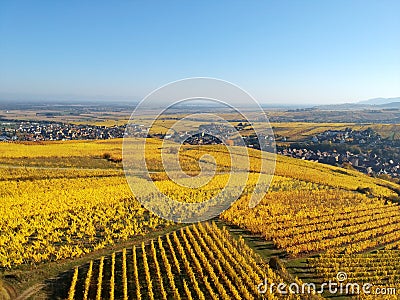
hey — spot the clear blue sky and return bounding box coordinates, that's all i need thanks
[0,1,399,104]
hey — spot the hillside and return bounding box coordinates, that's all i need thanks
[1,139,399,299]
[358,97,400,105]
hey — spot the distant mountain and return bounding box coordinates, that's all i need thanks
[379,101,400,109]
[314,97,400,110]
[358,97,400,105]
[315,103,370,110]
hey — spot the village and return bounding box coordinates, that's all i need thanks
[278,128,400,178]
[0,121,127,141]
[1,120,399,178]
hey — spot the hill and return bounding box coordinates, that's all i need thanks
[1,138,400,299]
[312,97,400,111]
[358,97,400,105]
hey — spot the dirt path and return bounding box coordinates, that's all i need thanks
[15,284,44,300]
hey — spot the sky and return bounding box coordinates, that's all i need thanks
[0,1,399,105]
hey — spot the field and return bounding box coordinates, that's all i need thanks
[270,122,400,141]
[60,223,304,300]
[1,137,400,299]
[221,172,400,256]
[300,251,400,299]
[2,101,400,141]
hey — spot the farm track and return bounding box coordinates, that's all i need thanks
[15,283,44,300]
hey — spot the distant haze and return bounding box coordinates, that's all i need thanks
[0,95,399,109]
[357,97,400,105]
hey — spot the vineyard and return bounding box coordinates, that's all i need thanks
[222,191,400,256]
[62,223,307,300]
[0,139,254,268]
[306,251,400,299]
[0,167,171,268]
[1,138,400,299]
[221,150,400,257]
[0,139,271,268]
